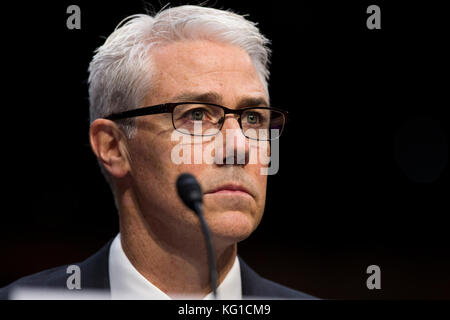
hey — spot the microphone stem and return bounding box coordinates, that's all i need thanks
[193,202,218,299]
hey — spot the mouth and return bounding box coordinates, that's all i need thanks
[204,184,253,198]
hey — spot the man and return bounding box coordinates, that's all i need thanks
[0,5,315,299]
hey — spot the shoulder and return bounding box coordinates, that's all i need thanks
[0,264,70,299]
[250,276,318,299]
[0,239,113,300]
[238,257,319,299]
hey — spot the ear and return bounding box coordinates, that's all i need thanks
[89,119,131,178]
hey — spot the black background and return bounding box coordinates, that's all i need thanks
[1,0,448,299]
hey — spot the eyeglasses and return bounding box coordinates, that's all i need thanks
[104,102,288,141]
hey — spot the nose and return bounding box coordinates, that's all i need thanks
[218,115,249,165]
[220,114,242,131]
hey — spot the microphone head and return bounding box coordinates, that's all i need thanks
[176,173,203,213]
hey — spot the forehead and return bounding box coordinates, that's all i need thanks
[147,40,267,104]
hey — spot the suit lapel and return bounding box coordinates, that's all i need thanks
[78,239,113,293]
[238,256,264,297]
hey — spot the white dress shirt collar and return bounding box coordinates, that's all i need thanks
[108,233,242,299]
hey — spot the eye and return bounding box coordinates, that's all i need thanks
[190,109,205,121]
[246,112,260,124]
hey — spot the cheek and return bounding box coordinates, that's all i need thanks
[127,135,184,213]
[131,129,181,174]
[252,168,268,209]
[249,144,269,193]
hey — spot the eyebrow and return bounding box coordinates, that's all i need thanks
[172,91,270,109]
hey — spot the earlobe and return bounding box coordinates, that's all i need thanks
[89,119,130,178]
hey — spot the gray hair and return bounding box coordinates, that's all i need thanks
[88,5,271,137]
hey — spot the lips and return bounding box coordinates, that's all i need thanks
[204,184,252,197]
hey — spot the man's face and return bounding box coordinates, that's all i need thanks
[125,40,269,246]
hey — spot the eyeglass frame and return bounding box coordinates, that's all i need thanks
[104,102,289,140]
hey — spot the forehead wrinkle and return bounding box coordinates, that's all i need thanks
[171,91,268,108]
[172,91,223,104]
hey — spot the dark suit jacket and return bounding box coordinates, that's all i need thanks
[0,239,317,300]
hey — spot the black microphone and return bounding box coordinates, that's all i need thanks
[176,173,218,298]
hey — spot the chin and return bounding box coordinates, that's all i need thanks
[206,209,261,246]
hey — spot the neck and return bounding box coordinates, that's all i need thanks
[118,190,237,298]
